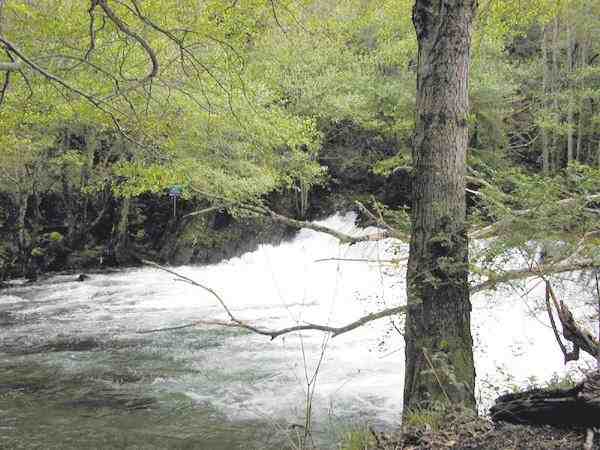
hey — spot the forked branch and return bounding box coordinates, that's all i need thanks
[96,0,159,83]
[141,254,598,341]
[140,259,411,338]
[240,204,397,244]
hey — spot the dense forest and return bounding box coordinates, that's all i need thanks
[1,1,600,449]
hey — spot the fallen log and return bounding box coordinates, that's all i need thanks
[490,371,600,429]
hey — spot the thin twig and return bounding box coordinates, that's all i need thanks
[421,347,452,405]
[96,0,159,82]
[314,257,405,264]
[139,259,413,339]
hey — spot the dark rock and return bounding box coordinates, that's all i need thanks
[161,212,295,266]
[76,273,90,281]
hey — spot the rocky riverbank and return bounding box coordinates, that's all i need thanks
[0,121,410,282]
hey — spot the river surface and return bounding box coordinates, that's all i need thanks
[0,214,594,449]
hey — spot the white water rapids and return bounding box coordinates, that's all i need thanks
[0,213,595,448]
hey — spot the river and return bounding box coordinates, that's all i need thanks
[0,213,592,449]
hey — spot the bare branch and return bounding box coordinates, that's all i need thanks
[182,206,222,219]
[470,258,598,293]
[141,259,238,320]
[125,0,233,97]
[0,35,158,150]
[85,0,99,60]
[354,200,409,240]
[269,0,287,33]
[471,194,600,239]
[547,283,599,359]
[96,0,159,83]
[241,204,393,244]
[545,281,579,363]
[0,64,9,106]
[0,61,20,71]
[140,259,412,339]
[0,35,117,111]
[314,257,406,264]
[139,253,596,341]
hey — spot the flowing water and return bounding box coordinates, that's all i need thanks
[0,213,594,449]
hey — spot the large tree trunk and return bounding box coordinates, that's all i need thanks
[403,0,477,413]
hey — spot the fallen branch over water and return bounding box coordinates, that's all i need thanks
[471,194,600,239]
[313,257,407,264]
[140,259,411,338]
[141,255,599,338]
[183,200,407,244]
[241,204,400,244]
[470,258,598,293]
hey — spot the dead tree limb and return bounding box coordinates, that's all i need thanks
[545,281,580,363]
[354,200,400,237]
[182,206,222,218]
[471,194,600,239]
[470,259,598,293]
[140,253,598,339]
[140,259,412,339]
[314,257,406,264]
[547,282,600,360]
[0,61,20,71]
[491,370,600,428]
[240,204,395,244]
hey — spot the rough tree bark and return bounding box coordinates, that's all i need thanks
[15,190,28,274]
[566,23,574,164]
[113,196,131,264]
[551,15,559,170]
[403,0,477,412]
[541,26,550,174]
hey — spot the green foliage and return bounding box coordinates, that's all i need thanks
[30,247,45,257]
[48,232,63,242]
[339,429,376,450]
[0,0,545,210]
[371,153,412,177]
[470,162,600,282]
[1,0,599,286]
[403,402,449,431]
[543,372,578,390]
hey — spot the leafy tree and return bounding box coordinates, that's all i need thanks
[1,0,599,429]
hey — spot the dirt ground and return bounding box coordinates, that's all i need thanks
[373,412,597,449]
